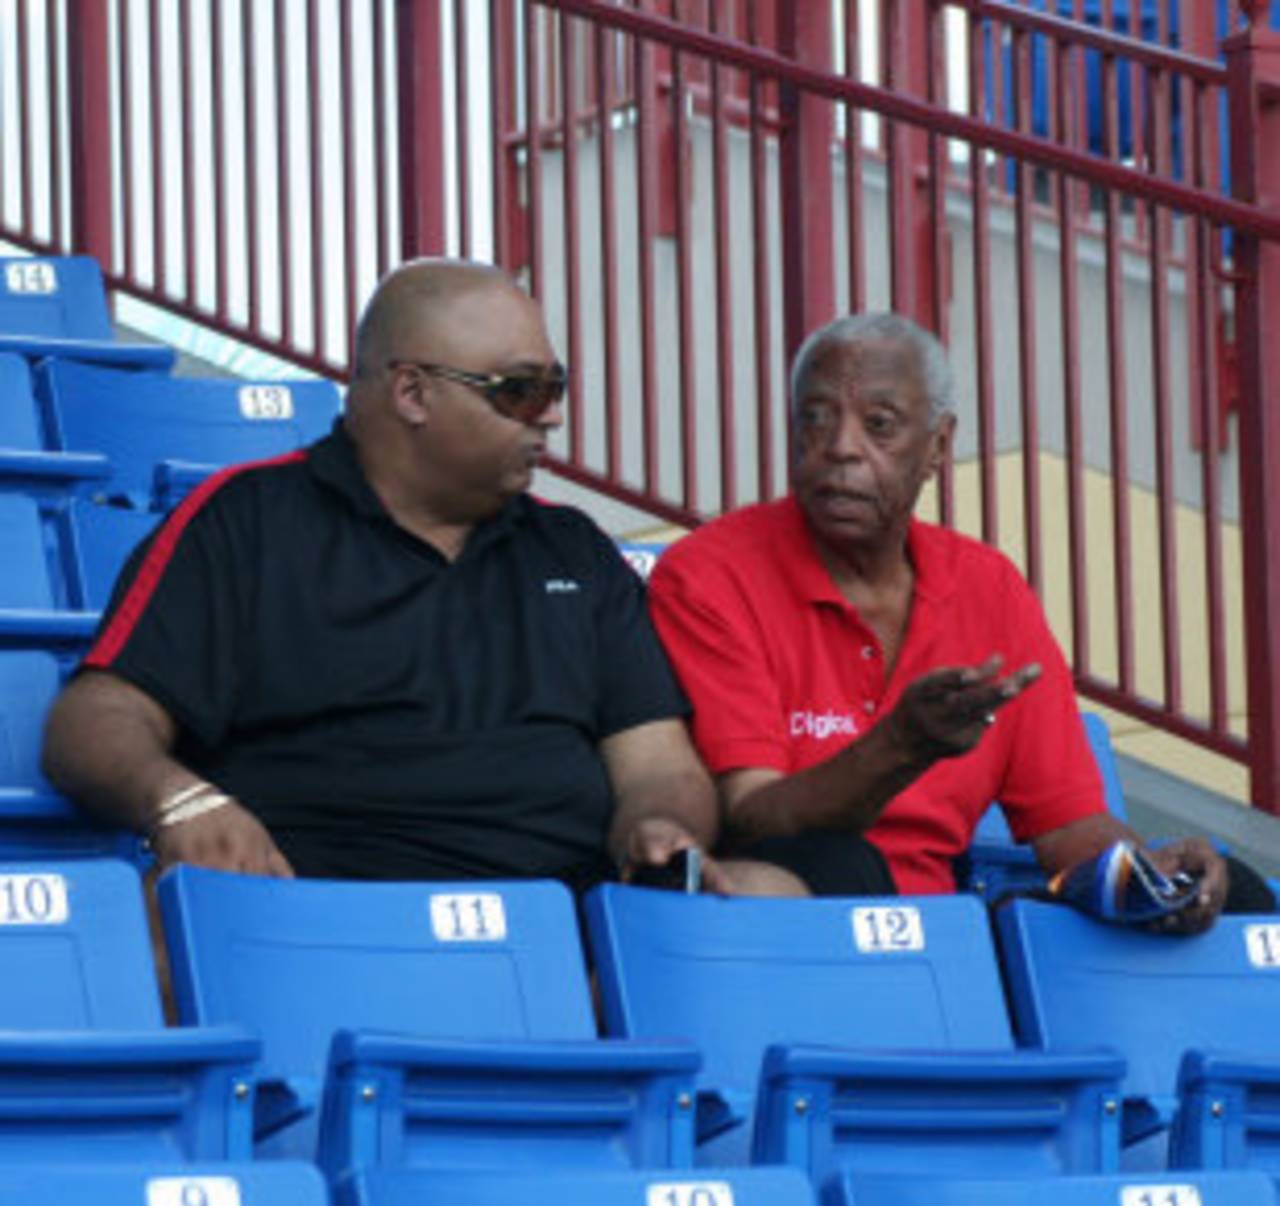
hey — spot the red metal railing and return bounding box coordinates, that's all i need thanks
[3,0,1280,810]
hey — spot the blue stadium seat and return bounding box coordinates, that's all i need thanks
[0,353,43,449]
[617,541,667,582]
[36,360,340,508]
[158,867,700,1177]
[0,650,134,859]
[335,1166,817,1206]
[0,256,173,371]
[997,899,1280,1170]
[0,1162,327,1205]
[68,500,159,610]
[0,858,258,1160]
[585,886,1124,1181]
[824,1170,1278,1206]
[962,712,1126,902]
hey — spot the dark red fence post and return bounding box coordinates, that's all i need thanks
[397,0,448,259]
[777,4,835,370]
[1225,5,1280,814]
[65,0,113,268]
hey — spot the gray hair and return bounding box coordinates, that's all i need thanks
[789,312,955,428]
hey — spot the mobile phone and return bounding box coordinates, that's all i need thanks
[630,848,703,893]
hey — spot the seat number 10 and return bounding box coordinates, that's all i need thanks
[646,1182,734,1206]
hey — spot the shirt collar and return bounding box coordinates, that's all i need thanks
[307,419,526,550]
[782,492,956,607]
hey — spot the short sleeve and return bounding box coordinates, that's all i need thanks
[648,545,790,773]
[81,497,247,749]
[590,534,689,737]
[994,570,1107,840]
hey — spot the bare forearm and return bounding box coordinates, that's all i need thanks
[41,674,195,832]
[724,719,931,847]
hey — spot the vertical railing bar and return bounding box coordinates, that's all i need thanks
[746,6,774,501]
[489,0,512,271]
[926,1,951,526]
[18,0,34,240]
[1071,0,1090,222]
[1128,0,1148,241]
[524,0,544,301]
[1148,64,1181,714]
[117,0,135,276]
[306,0,326,361]
[341,0,359,366]
[179,0,198,306]
[49,0,65,251]
[454,0,472,257]
[274,0,295,347]
[595,18,621,480]
[1056,39,1090,673]
[968,9,997,544]
[150,0,167,293]
[1013,23,1043,595]
[709,0,736,512]
[1197,216,1228,734]
[883,0,905,310]
[844,0,865,311]
[1102,52,1134,694]
[212,0,229,322]
[373,0,391,279]
[635,0,659,493]
[989,0,1006,189]
[241,0,261,331]
[672,0,697,511]
[560,10,583,464]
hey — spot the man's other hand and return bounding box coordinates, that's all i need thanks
[150,798,295,878]
[1147,837,1229,935]
[886,655,1041,763]
[619,815,734,894]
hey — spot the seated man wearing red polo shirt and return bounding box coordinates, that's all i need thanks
[649,311,1237,932]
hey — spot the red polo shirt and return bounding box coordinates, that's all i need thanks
[648,495,1105,894]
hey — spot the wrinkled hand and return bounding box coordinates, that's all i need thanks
[885,655,1042,764]
[619,816,733,894]
[1145,837,1228,935]
[149,797,295,878]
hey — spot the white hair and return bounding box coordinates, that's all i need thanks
[789,312,955,428]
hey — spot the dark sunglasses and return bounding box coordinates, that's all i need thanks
[390,359,568,423]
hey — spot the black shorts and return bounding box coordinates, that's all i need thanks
[739,830,898,897]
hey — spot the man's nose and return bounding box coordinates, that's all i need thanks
[826,413,866,460]
[536,397,566,432]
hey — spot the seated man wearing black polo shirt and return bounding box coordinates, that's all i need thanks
[43,259,787,893]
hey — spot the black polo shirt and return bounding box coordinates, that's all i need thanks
[84,424,688,885]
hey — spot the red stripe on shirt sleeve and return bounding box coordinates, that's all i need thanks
[83,450,308,669]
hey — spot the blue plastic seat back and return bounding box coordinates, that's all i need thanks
[0,1162,328,1205]
[0,857,162,1028]
[0,258,113,341]
[159,869,600,1086]
[0,353,43,449]
[0,651,60,786]
[0,494,56,609]
[825,1170,1278,1206]
[37,360,340,504]
[69,501,159,610]
[586,888,1014,1134]
[337,1166,816,1206]
[617,542,668,582]
[997,900,1280,1116]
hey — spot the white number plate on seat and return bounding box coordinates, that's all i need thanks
[238,384,294,420]
[852,905,924,952]
[1120,1185,1202,1206]
[430,893,508,942]
[0,874,68,925]
[4,261,58,293]
[147,1176,242,1206]
[1245,923,1280,968]
[647,1182,734,1206]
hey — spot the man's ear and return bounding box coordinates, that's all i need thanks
[927,412,956,475]
[389,366,430,428]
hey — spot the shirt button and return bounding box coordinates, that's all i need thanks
[860,645,876,660]
[863,700,876,714]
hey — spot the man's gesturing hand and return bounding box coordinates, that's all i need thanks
[884,655,1042,764]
